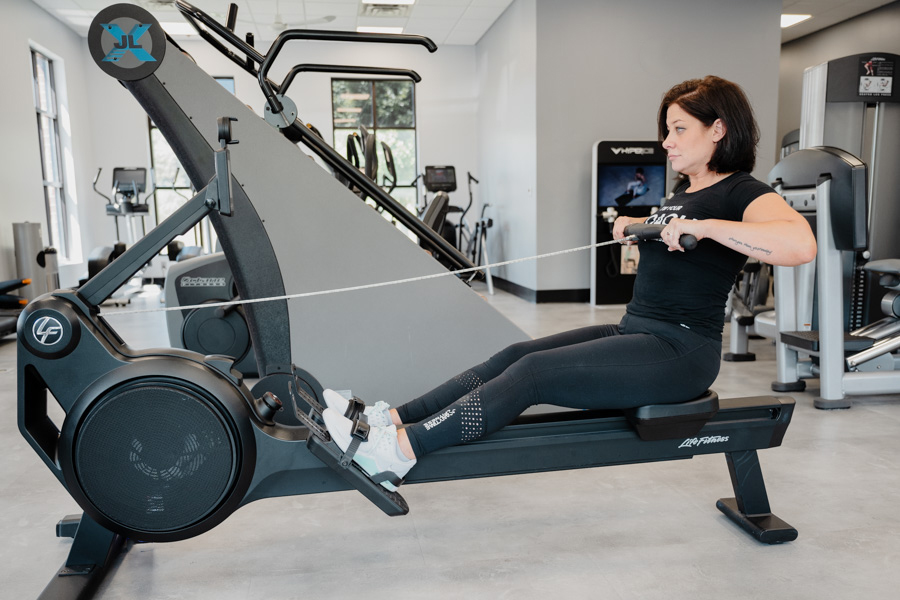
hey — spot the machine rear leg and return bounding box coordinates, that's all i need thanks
[39,513,125,600]
[716,450,798,544]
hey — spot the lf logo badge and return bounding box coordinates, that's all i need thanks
[32,316,64,346]
[21,305,79,359]
[89,4,166,81]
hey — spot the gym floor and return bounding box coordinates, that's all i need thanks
[3,283,899,599]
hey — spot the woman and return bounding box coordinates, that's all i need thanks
[614,167,649,206]
[322,75,817,491]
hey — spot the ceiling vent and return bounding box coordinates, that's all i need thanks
[359,4,414,18]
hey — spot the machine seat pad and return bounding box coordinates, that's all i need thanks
[780,330,873,353]
[623,390,720,441]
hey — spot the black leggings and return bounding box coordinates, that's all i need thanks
[397,314,722,457]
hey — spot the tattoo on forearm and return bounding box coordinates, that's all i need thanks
[728,237,773,256]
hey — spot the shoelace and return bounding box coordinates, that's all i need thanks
[368,401,391,426]
[366,425,397,454]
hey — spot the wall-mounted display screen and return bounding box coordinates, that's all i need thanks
[596,164,666,208]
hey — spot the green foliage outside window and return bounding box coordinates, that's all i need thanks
[332,79,417,215]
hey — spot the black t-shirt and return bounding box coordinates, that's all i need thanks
[626,172,775,341]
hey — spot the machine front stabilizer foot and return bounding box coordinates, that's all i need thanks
[716,498,798,544]
[38,513,127,600]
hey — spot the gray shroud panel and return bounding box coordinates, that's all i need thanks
[151,45,528,400]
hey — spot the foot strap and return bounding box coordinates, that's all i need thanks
[344,397,367,421]
[339,417,371,467]
[335,412,406,489]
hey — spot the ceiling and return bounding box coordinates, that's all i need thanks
[781,0,895,42]
[30,0,515,46]
[29,0,899,46]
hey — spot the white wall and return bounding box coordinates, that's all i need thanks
[82,51,152,277]
[0,0,808,300]
[778,1,900,154]
[175,37,479,194]
[0,0,95,284]
[476,0,783,294]
[0,0,480,287]
[475,0,538,289]
[64,35,480,277]
[0,0,152,287]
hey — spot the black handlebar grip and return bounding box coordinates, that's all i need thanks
[624,223,698,251]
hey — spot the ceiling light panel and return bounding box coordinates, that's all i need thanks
[357,26,406,34]
[781,14,812,28]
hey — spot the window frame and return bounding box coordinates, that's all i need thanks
[31,47,70,258]
[331,78,418,210]
[147,118,203,247]
[147,76,235,250]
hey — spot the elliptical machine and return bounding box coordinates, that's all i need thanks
[82,167,157,301]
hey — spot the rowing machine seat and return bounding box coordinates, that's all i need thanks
[624,390,719,441]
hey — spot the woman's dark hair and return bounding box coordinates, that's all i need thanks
[657,76,759,173]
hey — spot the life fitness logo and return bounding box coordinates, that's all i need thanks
[32,316,64,346]
[89,4,166,82]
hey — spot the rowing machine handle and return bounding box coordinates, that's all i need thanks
[624,223,698,251]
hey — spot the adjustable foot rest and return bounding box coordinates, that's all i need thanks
[623,390,719,441]
[716,498,798,544]
[306,436,409,516]
[288,381,409,517]
[723,351,756,362]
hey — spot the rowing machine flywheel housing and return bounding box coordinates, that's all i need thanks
[18,293,258,542]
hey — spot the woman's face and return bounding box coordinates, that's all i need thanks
[661,103,722,177]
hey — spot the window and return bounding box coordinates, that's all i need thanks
[331,79,417,214]
[148,77,234,250]
[31,49,70,257]
[148,123,197,246]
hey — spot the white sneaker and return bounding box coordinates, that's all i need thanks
[322,389,392,428]
[322,407,416,491]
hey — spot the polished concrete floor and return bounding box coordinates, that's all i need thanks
[3,284,900,599]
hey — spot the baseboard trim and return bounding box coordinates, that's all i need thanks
[492,278,590,304]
